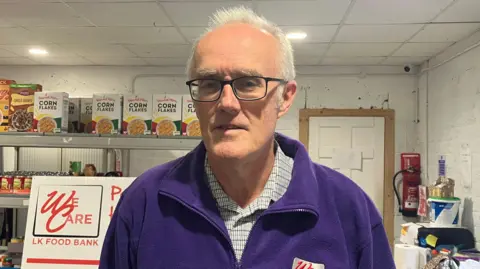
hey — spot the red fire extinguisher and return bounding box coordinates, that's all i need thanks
[393,153,421,217]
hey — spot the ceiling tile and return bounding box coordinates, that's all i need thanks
[281,26,338,43]
[144,57,188,66]
[0,44,77,57]
[0,3,92,27]
[87,57,148,66]
[393,43,453,57]
[257,0,350,25]
[63,0,157,2]
[126,44,192,58]
[322,57,385,65]
[161,1,252,27]
[30,56,94,65]
[0,18,15,27]
[327,43,401,57]
[0,27,44,45]
[178,27,205,43]
[336,25,423,42]
[29,27,186,44]
[382,56,429,65]
[0,48,18,57]
[292,43,329,57]
[295,56,322,65]
[346,0,454,24]
[0,57,37,65]
[68,2,171,27]
[411,23,480,43]
[435,0,480,22]
[58,44,136,57]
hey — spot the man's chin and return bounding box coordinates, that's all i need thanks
[209,142,247,160]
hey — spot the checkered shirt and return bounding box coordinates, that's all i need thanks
[204,142,294,260]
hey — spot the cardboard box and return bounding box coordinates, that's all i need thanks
[122,94,152,135]
[33,92,69,133]
[79,98,92,133]
[68,98,80,133]
[152,94,182,136]
[0,79,15,132]
[181,95,200,136]
[92,94,122,134]
[8,84,42,132]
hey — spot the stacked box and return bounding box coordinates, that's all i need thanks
[8,84,42,132]
[79,98,93,133]
[122,94,152,135]
[33,92,69,133]
[0,79,15,132]
[68,98,80,133]
[181,95,200,136]
[152,94,182,136]
[92,94,122,135]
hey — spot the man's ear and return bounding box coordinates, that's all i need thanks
[278,80,297,118]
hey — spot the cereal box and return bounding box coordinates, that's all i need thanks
[122,94,152,135]
[9,84,42,132]
[33,92,69,133]
[79,98,92,133]
[68,98,80,133]
[92,94,122,134]
[152,94,182,136]
[0,79,15,132]
[182,95,200,136]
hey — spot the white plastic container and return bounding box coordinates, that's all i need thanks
[428,197,461,227]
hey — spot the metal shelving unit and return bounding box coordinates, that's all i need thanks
[0,133,202,238]
[0,133,201,150]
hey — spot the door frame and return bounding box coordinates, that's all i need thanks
[299,108,395,247]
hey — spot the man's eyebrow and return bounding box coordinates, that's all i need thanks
[193,68,263,78]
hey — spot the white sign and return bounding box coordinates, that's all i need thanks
[22,176,136,269]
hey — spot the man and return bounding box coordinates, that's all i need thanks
[100,6,395,269]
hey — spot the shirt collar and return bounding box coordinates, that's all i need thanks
[204,140,293,213]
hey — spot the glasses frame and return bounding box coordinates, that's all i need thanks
[185,76,287,102]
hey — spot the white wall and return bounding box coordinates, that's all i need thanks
[417,30,480,249]
[0,65,417,239]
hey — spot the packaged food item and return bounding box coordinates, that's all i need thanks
[68,98,80,133]
[23,176,32,191]
[152,94,182,136]
[13,176,24,193]
[0,175,13,193]
[8,84,42,132]
[182,95,200,136]
[79,98,93,133]
[0,79,15,132]
[92,94,123,134]
[122,94,152,135]
[33,92,69,133]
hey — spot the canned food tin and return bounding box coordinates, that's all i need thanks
[13,176,24,193]
[0,176,13,193]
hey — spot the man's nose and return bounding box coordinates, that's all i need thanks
[216,84,241,114]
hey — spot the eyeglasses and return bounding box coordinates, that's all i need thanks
[185,76,287,102]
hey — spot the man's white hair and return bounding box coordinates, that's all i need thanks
[185,6,296,83]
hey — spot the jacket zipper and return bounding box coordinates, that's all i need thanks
[159,191,240,268]
[160,191,318,269]
[238,208,318,269]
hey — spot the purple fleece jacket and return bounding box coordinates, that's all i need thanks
[100,133,395,269]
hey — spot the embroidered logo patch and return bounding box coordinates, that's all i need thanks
[292,258,325,269]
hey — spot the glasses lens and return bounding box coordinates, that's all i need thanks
[190,79,221,101]
[233,77,266,100]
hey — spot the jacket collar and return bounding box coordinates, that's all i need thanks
[157,133,320,229]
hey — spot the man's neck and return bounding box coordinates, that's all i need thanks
[207,140,276,208]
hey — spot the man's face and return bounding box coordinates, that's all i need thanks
[192,23,297,160]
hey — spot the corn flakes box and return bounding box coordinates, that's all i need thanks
[181,95,200,136]
[152,94,182,136]
[33,92,69,133]
[92,94,122,135]
[122,94,152,135]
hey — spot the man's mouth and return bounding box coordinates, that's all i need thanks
[214,124,244,131]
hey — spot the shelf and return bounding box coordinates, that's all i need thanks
[0,194,29,208]
[0,133,201,150]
